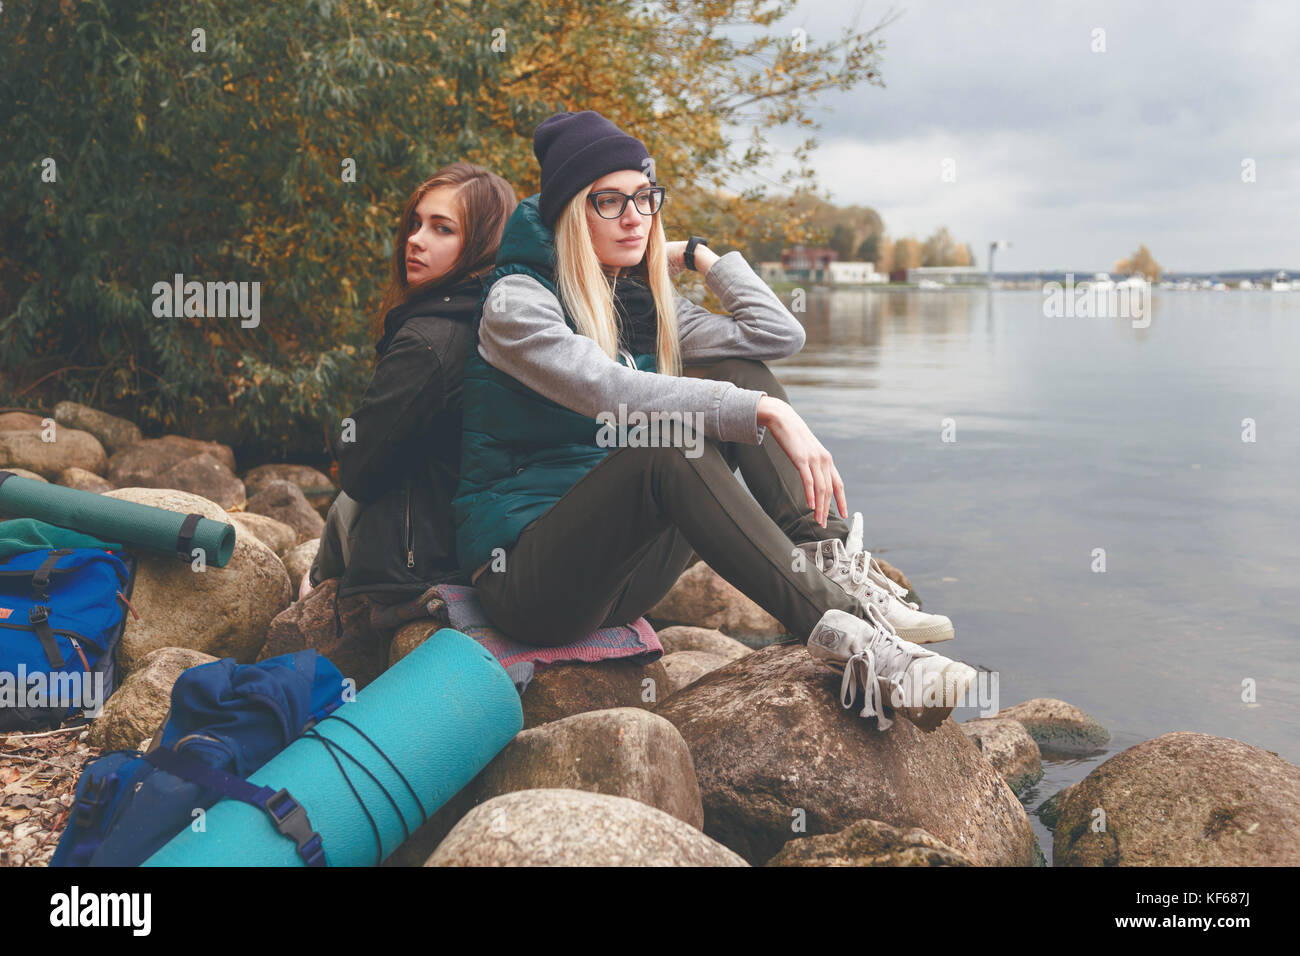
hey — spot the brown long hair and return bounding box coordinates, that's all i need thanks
[372,163,518,335]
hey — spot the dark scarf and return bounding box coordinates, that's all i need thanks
[375,275,484,356]
[610,275,658,355]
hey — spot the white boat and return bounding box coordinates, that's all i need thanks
[1116,274,1150,289]
[1271,271,1291,292]
[1090,272,1115,290]
[917,279,944,290]
[1212,282,1227,291]
[1239,279,1256,290]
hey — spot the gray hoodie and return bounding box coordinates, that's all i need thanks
[476,250,806,446]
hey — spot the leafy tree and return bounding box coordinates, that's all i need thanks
[1115,244,1163,279]
[1,0,890,458]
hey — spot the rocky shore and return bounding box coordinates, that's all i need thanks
[3,403,1297,867]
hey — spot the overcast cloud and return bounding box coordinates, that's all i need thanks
[751,0,1299,272]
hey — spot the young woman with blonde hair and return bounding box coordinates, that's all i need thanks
[452,113,975,730]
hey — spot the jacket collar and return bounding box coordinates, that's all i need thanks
[376,274,485,355]
[495,194,557,280]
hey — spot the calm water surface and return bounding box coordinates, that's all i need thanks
[770,288,1300,861]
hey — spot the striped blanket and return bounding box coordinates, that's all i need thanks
[370,583,663,671]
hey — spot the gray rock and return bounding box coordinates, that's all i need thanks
[0,427,107,479]
[56,467,112,492]
[992,698,1110,755]
[103,488,291,677]
[767,818,974,867]
[654,642,1039,866]
[0,412,45,431]
[153,435,236,472]
[245,479,324,544]
[87,647,218,751]
[241,464,335,513]
[229,512,297,558]
[157,452,246,510]
[391,707,705,866]
[961,717,1044,796]
[425,789,748,867]
[1053,731,1300,866]
[661,650,731,696]
[53,402,143,456]
[647,561,785,643]
[281,539,320,593]
[656,625,752,661]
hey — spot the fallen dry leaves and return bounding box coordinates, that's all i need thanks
[0,725,99,867]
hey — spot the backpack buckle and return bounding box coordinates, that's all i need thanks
[73,776,110,828]
[28,605,49,625]
[264,789,326,867]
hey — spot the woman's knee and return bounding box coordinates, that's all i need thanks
[691,357,788,400]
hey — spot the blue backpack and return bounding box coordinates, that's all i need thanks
[0,545,134,732]
[50,649,347,868]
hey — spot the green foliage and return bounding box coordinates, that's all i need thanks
[1,0,889,458]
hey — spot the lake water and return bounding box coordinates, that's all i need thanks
[770,287,1300,862]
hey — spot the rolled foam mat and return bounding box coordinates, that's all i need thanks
[144,628,524,867]
[0,471,235,567]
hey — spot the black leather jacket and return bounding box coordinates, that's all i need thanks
[333,275,485,601]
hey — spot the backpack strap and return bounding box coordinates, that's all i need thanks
[175,513,202,561]
[27,606,66,669]
[145,746,326,866]
[30,550,69,603]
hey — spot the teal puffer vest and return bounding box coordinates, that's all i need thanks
[452,195,658,573]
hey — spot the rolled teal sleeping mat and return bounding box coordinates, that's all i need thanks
[0,471,235,566]
[144,628,523,867]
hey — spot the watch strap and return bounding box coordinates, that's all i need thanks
[685,235,709,271]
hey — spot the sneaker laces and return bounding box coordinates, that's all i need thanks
[838,600,927,730]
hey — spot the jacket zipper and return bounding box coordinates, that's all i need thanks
[404,478,415,569]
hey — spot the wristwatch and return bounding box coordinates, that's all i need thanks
[684,236,710,272]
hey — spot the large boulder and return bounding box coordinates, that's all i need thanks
[992,698,1110,755]
[153,435,236,472]
[229,512,297,559]
[103,488,291,677]
[388,707,704,866]
[0,412,45,431]
[653,643,1039,866]
[961,717,1043,796]
[1053,732,1300,866]
[766,818,974,867]
[56,467,112,493]
[518,658,670,730]
[257,578,389,690]
[242,464,336,514]
[661,650,731,696]
[244,479,324,544]
[281,539,320,593]
[87,647,218,750]
[425,789,748,867]
[647,561,785,644]
[0,427,107,479]
[158,452,246,509]
[53,401,143,455]
[0,467,46,483]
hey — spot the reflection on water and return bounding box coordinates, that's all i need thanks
[769,288,1300,863]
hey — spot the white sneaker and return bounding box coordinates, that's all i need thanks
[797,512,954,644]
[806,607,977,732]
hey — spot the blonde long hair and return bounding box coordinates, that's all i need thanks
[554,184,682,378]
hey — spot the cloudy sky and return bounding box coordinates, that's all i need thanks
[754,0,1299,273]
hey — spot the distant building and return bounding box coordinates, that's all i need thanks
[781,246,838,282]
[827,261,886,284]
[905,266,985,286]
[758,261,787,283]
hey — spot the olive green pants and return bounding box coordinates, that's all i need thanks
[475,358,869,646]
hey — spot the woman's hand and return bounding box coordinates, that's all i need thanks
[664,240,720,279]
[757,396,847,528]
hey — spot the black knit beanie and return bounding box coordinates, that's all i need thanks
[533,111,653,228]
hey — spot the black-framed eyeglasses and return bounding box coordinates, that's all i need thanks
[587,186,666,219]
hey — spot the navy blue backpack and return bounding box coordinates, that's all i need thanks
[0,545,135,732]
[51,649,347,868]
